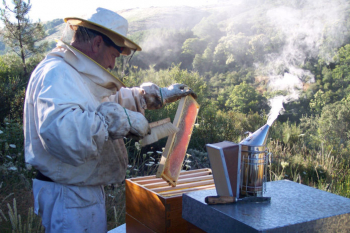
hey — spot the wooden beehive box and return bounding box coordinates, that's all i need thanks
[126,168,214,233]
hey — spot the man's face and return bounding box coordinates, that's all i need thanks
[94,40,121,70]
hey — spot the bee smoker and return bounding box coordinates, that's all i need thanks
[206,124,271,198]
[239,124,270,197]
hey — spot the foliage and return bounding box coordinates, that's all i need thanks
[0,0,47,76]
[318,97,350,153]
[192,17,223,44]
[0,53,24,78]
[0,53,45,123]
[181,38,207,57]
[225,81,267,114]
[311,44,350,113]
[0,118,27,174]
[309,89,329,114]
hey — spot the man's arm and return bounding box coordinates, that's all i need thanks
[34,67,148,167]
[34,68,108,166]
[108,83,197,112]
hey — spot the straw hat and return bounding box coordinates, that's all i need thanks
[64,8,141,55]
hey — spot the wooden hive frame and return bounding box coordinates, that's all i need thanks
[126,168,214,233]
[156,96,200,186]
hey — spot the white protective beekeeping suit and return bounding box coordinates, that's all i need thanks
[24,8,196,233]
[25,40,145,232]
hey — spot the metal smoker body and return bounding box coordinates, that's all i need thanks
[206,124,271,198]
[239,124,270,197]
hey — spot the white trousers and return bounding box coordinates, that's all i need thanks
[33,179,107,233]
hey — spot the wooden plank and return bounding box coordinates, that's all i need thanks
[167,221,206,233]
[125,213,156,233]
[149,118,171,128]
[176,171,212,180]
[164,196,190,232]
[150,180,215,193]
[131,168,211,182]
[141,175,212,189]
[143,181,174,189]
[166,208,182,220]
[164,195,183,211]
[177,175,213,183]
[126,179,166,233]
[135,178,167,185]
[167,214,188,228]
[144,175,213,189]
[179,168,211,175]
[160,185,215,197]
[130,175,157,181]
[131,173,209,185]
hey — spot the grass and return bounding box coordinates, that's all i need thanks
[0,198,44,233]
[267,140,350,198]
[0,174,41,233]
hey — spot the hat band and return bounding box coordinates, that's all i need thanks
[68,19,125,47]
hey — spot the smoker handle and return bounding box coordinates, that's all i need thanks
[205,196,237,205]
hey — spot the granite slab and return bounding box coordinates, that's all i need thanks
[182,180,350,233]
[108,223,125,233]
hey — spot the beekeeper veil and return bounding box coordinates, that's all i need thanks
[61,7,141,74]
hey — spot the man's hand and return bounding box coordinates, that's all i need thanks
[126,109,151,140]
[97,102,150,140]
[161,83,197,104]
[140,82,163,110]
[140,82,197,110]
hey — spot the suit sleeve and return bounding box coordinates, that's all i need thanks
[35,67,111,166]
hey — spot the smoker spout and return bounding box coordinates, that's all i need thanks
[240,124,270,146]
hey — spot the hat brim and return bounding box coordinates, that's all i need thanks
[64,17,142,55]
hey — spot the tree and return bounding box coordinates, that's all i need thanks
[318,97,350,150]
[192,17,223,44]
[225,81,267,113]
[181,38,207,57]
[0,52,44,123]
[0,0,47,76]
[313,44,350,106]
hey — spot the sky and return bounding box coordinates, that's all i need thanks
[28,0,220,22]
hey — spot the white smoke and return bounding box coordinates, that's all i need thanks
[267,96,285,126]
[264,0,348,100]
[259,0,350,120]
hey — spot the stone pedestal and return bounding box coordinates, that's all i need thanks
[182,180,350,233]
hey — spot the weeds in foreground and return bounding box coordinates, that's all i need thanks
[0,198,44,233]
[268,140,350,198]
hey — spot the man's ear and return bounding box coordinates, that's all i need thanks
[91,35,103,53]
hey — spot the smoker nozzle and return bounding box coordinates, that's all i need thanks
[239,124,270,146]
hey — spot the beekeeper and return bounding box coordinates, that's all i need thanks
[24,8,196,233]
